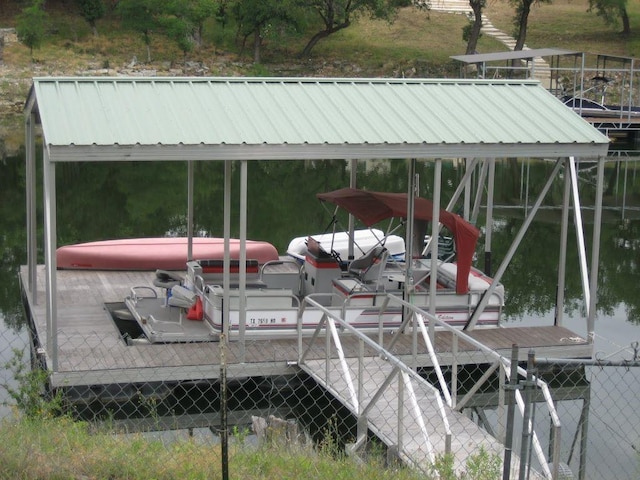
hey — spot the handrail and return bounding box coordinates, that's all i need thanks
[298,296,452,465]
[382,294,561,479]
[293,290,561,476]
[128,285,158,302]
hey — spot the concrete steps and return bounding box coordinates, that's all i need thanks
[425,0,551,82]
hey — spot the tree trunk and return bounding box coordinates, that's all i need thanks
[300,21,350,58]
[620,5,630,35]
[196,24,204,47]
[300,30,330,57]
[465,0,484,55]
[253,29,261,64]
[514,0,532,51]
[143,31,152,62]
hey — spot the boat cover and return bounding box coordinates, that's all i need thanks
[317,188,480,294]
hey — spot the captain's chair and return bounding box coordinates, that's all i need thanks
[348,246,388,283]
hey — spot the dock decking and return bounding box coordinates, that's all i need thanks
[20,266,592,389]
[18,265,590,477]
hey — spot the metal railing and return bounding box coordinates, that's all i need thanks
[295,292,563,478]
[384,294,563,479]
[297,296,452,470]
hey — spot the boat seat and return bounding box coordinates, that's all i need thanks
[196,259,261,284]
[167,285,198,309]
[348,246,388,283]
[153,269,184,306]
[153,269,183,289]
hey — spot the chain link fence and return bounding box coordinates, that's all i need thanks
[536,360,640,480]
[2,299,640,479]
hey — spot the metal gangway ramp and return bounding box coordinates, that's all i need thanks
[297,296,560,479]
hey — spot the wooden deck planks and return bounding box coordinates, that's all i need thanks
[20,266,592,389]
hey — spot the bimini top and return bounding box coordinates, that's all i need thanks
[25,76,610,162]
[317,188,480,294]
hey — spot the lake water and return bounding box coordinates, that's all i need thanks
[2,145,640,477]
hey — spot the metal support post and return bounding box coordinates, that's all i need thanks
[588,158,605,342]
[503,344,519,480]
[239,160,247,360]
[429,159,442,343]
[485,158,495,276]
[187,160,194,260]
[519,350,536,480]
[579,388,590,480]
[220,333,229,480]
[556,158,571,326]
[222,161,231,341]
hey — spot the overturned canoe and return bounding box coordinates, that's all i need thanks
[56,237,279,271]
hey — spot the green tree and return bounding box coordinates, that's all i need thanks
[589,0,630,35]
[510,0,551,51]
[16,0,47,57]
[160,14,195,59]
[159,0,218,57]
[182,0,218,47]
[77,0,106,36]
[116,0,161,62]
[298,0,398,57]
[231,0,300,64]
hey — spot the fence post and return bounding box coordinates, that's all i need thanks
[220,334,229,480]
[519,349,536,480]
[578,387,590,480]
[503,344,519,480]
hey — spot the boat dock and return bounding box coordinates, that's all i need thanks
[451,49,640,154]
[21,267,591,390]
[21,77,610,477]
[21,265,588,477]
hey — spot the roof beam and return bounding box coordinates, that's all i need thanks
[45,143,609,163]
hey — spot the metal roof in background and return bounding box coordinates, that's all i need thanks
[25,76,609,161]
[451,48,581,64]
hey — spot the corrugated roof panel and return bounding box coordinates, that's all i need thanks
[397,85,457,142]
[374,83,429,141]
[302,81,368,143]
[266,81,322,143]
[344,82,404,142]
[467,84,536,142]
[27,77,609,161]
[506,86,565,142]
[505,84,586,143]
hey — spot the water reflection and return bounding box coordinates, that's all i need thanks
[2,152,640,331]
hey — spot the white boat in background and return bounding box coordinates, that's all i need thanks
[119,188,505,343]
[286,229,406,263]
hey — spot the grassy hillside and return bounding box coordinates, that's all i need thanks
[0,0,638,150]
[485,0,640,57]
[1,0,638,78]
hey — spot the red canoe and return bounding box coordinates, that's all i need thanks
[56,237,280,271]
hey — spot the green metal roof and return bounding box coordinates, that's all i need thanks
[26,76,609,162]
